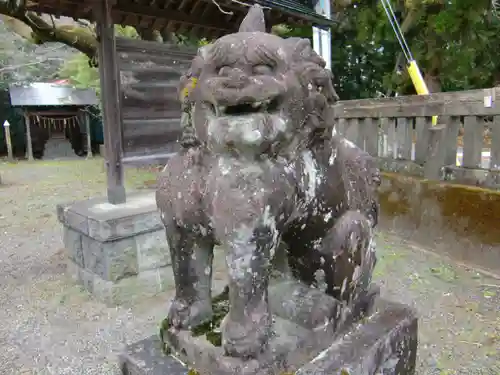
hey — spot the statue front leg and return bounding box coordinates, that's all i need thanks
[209,156,289,358]
[219,221,277,358]
[164,218,215,329]
[156,149,215,330]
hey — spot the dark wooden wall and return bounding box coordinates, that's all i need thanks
[116,37,196,165]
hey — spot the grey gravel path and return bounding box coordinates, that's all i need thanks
[0,159,498,374]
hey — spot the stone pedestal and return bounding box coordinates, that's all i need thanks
[57,192,174,304]
[120,282,418,375]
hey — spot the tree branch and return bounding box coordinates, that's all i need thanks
[0,4,98,61]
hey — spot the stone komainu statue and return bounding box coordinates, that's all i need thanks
[157,4,381,360]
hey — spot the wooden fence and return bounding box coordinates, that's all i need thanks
[116,37,196,165]
[333,88,500,181]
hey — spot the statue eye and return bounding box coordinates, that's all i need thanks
[217,66,231,76]
[253,64,273,75]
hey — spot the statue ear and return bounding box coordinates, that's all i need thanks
[239,4,266,32]
[285,38,326,69]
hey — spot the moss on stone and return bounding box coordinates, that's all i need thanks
[190,286,229,346]
[379,172,500,246]
[159,316,172,355]
[159,287,230,350]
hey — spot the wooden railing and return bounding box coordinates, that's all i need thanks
[332,88,500,181]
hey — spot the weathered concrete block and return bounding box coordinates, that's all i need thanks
[135,230,170,272]
[81,235,138,282]
[57,192,163,241]
[296,300,418,375]
[119,336,188,375]
[67,261,175,305]
[87,210,163,242]
[59,192,176,305]
[62,208,89,235]
[63,227,84,267]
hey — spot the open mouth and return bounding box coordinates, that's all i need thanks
[206,98,280,117]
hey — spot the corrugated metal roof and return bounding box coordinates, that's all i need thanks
[8,83,98,107]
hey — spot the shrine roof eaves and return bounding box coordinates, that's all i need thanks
[17,0,334,38]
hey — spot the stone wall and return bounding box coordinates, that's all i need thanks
[57,192,174,304]
[378,172,500,274]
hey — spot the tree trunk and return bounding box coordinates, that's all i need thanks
[424,73,441,93]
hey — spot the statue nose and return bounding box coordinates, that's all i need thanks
[224,68,249,89]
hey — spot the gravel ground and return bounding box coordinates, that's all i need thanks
[0,158,499,375]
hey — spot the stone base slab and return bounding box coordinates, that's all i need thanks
[120,298,417,375]
[58,192,173,304]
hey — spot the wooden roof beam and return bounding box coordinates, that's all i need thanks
[112,2,234,32]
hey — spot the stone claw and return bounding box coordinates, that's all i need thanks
[167,297,213,329]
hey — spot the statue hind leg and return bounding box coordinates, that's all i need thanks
[284,210,376,306]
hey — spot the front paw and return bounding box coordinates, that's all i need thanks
[168,297,213,329]
[221,312,272,358]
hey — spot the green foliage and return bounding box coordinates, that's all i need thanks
[0,21,73,89]
[58,52,100,94]
[340,0,500,94]
[115,25,140,39]
[57,26,139,95]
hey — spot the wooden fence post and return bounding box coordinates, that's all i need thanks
[414,117,432,165]
[462,115,483,168]
[424,124,447,179]
[396,117,412,160]
[345,118,360,146]
[364,117,379,156]
[335,118,346,137]
[491,115,500,170]
[443,116,460,166]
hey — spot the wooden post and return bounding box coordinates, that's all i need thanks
[396,117,412,160]
[345,118,361,146]
[462,115,483,169]
[83,110,93,158]
[379,117,389,157]
[414,117,432,165]
[491,115,500,170]
[95,0,126,204]
[364,118,379,156]
[23,112,34,161]
[3,120,13,161]
[335,118,346,136]
[424,124,447,180]
[443,116,460,166]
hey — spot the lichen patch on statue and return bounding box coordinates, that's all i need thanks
[156,3,381,367]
